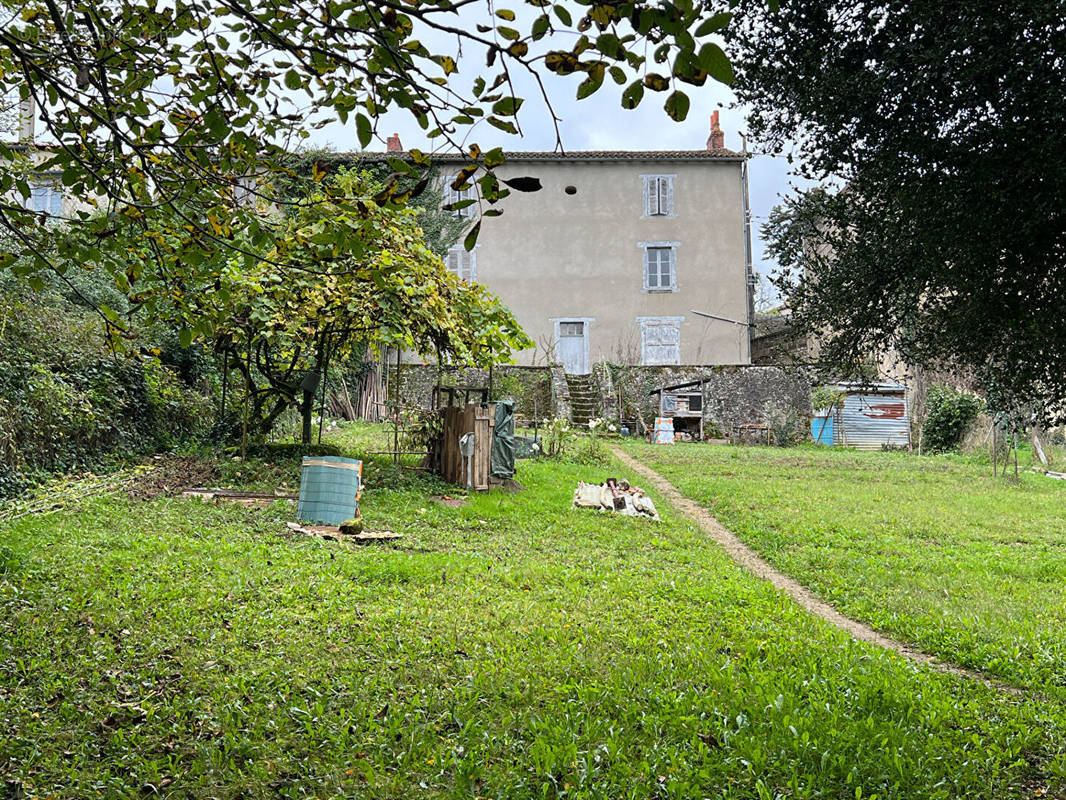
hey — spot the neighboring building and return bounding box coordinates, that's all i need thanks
[1,95,72,220]
[372,114,753,373]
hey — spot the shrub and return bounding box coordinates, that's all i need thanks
[921,384,984,453]
[766,405,803,446]
[0,285,213,495]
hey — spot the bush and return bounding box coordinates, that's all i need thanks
[766,405,803,446]
[0,284,213,495]
[921,384,984,453]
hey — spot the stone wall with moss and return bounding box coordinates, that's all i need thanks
[384,364,554,422]
[388,363,811,435]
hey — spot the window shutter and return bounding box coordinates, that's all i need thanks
[642,177,651,216]
[657,178,668,216]
[446,249,460,276]
[665,178,674,216]
[641,318,681,365]
[463,250,475,281]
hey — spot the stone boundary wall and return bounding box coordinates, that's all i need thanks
[602,364,812,437]
[388,363,812,435]
[385,364,554,421]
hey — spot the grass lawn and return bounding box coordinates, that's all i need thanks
[1,424,1064,798]
[619,441,1066,699]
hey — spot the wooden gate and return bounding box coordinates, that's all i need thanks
[436,403,495,490]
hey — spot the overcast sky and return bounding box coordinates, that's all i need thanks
[304,70,799,306]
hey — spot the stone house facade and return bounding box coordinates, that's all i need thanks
[378,114,754,373]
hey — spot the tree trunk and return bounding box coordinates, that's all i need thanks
[301,387,314,444]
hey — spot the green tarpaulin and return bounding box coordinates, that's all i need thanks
[490,401,516,479]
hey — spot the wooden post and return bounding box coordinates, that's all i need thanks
[989,422,997,480]
[241,348,250,461]
[1032,427,1049,467]
[393,347,401,464]
[317,337,331,445]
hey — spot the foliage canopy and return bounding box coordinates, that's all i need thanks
[0,0,743,338]
[734,0,1066,419]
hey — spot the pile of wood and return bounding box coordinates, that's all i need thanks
[573,478,659,520]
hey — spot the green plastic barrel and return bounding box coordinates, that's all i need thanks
[297,456,362,525]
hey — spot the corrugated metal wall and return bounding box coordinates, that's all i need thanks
[839,391,909,450]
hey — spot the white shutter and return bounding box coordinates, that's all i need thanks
[446,248,461,276]
[664,177,674,215]
[656,178,668,216]
[641,318,681,365]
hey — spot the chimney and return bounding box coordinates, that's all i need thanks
[707,111,724,151]
[386,132,403,152]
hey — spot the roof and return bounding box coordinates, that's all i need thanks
[357,148,744,163]
[649,379,704,395]
[835,381,907,394]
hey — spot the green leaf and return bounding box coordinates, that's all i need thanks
[464,221,481,250]
[495,8,515,20]
[664,90,690,121]
[643,73,670,92]
[356,114,373,149]
[621,80,644,109]
[694,12,732,37]
[696,43,734,84]
[486,116,519,134]
[597,33,622,59]
[553,5,572,26]
[491,97,523,116]
[284,70,302,90]
[179,328,193,348]
[576,74,602,100]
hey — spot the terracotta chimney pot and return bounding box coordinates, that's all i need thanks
[386,133,403,152]
[707,111,724,151]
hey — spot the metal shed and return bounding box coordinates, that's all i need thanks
[836,382,910,450]
[648,379,704,441]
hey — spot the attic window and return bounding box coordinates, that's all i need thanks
[642,174,675,217]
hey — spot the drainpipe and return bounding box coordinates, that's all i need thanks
[740,133,755,363]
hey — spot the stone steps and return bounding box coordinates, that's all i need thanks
[565,374,599,424]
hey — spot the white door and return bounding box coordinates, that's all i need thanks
[556,320,589,374]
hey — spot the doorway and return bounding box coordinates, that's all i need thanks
[553,319,591,374]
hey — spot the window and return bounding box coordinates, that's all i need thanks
[28,181,62,216]
[642,174,675,217]
[639,241,679,292]
[559,321,584,337]
[445,174,475,218]
[445,246,476,281]
[639,317,683,365]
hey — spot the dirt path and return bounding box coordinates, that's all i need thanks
[610,445,1021,694]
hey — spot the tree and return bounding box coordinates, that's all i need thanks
[0,0,741,342]
[731,0,1066,420]
[137,169,530,441]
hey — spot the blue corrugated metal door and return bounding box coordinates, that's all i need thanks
[811,414,834,445]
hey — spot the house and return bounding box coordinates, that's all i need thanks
[373,114,754,373]
[1,95,71,218]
